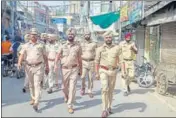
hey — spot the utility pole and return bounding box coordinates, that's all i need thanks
[119,0,122,41]
[109,1,112,12]
[11,1,15,40]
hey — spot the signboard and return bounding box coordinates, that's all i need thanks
[51,18,67,24]
[120,4,128,22]
[129,1,142,24]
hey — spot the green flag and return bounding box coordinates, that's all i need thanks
[90,11,120,29]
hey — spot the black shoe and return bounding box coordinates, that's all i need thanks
[33,104,38,111]
[22,88,26,93]
[108,108,113,114]
[123,92,128,96]
[127,85,131,93]
[47,89,53,94]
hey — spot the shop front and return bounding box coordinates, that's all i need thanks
[145,2,176,65]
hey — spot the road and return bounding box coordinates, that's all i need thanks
[2,72,176,117]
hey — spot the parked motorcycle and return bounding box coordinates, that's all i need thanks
[135,56,154,88]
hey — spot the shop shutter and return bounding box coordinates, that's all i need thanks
[161,22,176,64]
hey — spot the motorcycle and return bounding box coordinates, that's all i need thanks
[135,56,154,88]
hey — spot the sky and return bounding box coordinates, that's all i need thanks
[38,1,68,6]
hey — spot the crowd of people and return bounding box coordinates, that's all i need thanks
[2,27,137,118]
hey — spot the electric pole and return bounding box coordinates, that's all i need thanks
[119,0,122,41]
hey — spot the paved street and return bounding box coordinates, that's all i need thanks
[2,72,176,117]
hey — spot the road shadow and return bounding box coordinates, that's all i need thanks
[130,88,155,95]
[94,89,121,96]
[38,96,82,113]
[113,102,147,114]
[74,99,101,111]
[2,78,30,108]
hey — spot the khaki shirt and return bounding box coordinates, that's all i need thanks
[119,40,136,60]
[81,40,97,60]
[46,43,60,59]
[21,41,46,64]
[95,43,121,68]
[58,41,82,67]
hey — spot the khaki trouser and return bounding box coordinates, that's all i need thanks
[99,68,117,111]
[121,60,134,92]
[23,64,29,88]
[24,68,29,88]
[81,60,94,93]
[48,61,58,89]
[26,64,44,104]
[62,67,78,108]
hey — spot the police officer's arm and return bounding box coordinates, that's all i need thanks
[78,46,82,75]
[18,47,25,70]
[95,47,101,75]
[131,42,138,54]
[54,46,62,69]
[42,45,49,73]
[116,45,122,67]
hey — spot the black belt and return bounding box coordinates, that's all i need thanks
[82,58,94,62]
[123,59,133,61]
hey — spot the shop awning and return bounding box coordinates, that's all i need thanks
[90,11,120,29]
[147,4,176,26]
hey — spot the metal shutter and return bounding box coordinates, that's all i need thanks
[161,22,176,64]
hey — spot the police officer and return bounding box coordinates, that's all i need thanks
[119,32,138,96]
[54,27,82,114]
[18,28,49,111]
[95,31,121,118]
[80,29,97,98]
[40,33,48,44]
[46,34,60,94]
[18,33,30,93]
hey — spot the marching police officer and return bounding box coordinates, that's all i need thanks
[119,32,138,96]
[54,27,82,114]
[95,31,121,117]
[18,28,49,111]
[80,29,97,98]
[46,34,60,94]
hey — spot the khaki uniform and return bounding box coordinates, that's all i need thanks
[119,40,136,92]
[95,43,121,111]
[81,40,97,93]
[59,41,82,108]
[21,41,46,104]
[46,42,60,89]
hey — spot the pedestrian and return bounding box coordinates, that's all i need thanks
[95,31,121,118]
[119,32,138,96]
[46,34,60,94]
[17,33,30,92]
[54,27,82,114]
[80,29,97,98]
[18,28,49,111]
[1,35,13,66]
[12,31,22,64]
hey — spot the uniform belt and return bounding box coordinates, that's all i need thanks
[27,62,42,67]
[82,58,94,62]
[100,65,116,71]
[48,58,55,61]
[62,64,77,69]
[123,59,133,61]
